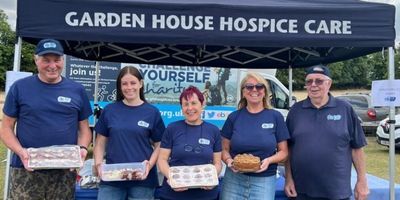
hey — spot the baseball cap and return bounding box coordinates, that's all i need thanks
[35,39,64,56]
[305,64,331,78]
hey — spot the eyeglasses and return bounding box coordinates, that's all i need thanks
[184,144,203,153]
[243,83,265,91]
[305,79,327,86]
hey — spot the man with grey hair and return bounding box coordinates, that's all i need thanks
[0,39,92,199]
[284,65,369,200]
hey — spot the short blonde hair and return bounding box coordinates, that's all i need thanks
[238,72,272,109]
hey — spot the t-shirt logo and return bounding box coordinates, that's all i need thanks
[198,138,210,145]
[57,96,71,103]
[327,114,342,121]
[261,123,274,129]
[138,120,149,128]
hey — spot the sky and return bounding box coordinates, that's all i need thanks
[0,0,399,45]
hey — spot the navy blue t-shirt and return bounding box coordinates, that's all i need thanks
[3,75,92,168]
[221,108,289,177]
[286,95,367,199]
[95,101,165,188]
[159,120,222,200]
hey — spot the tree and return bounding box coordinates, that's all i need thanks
[0,10,14,88]
[276,50,399,91]
[0,9,36,90]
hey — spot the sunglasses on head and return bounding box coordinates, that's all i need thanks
[305,78,327,86]
[243,83,265,91]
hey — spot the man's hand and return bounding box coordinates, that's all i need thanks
[354,179,369,200]
[17,148,33,171]
[284,176,297,198]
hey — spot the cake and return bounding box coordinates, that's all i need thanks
[233,153,261,172]
[168,164,219,189]
[27,145,82,169]
[102,168,144,181]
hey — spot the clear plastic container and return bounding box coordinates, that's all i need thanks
[27,145,82,169]
[168,164,219,189]
[101,162,146,181]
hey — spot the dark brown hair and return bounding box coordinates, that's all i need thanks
[116,66,146,102]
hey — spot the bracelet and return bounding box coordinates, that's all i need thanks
[79,145,88,151]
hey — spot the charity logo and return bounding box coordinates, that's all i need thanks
[198,138,210,145]
[57,96,71,103]
[261,123,274,129]
[327,114,341,121]
[138,120,149,128]
[43,42,57,49]
[384,96,396,102]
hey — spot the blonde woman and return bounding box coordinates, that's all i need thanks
[220,72,289,200]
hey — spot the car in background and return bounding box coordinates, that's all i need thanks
[376,114,400,149]
[336,93,389,134]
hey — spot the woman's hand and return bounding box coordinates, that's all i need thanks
[95,163,103,178]
[167,179,189,192]
[140,160,151,180]
[226,158,239,173]
[255,157,270,173]
[201,186,215,190]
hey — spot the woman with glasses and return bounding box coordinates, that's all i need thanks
[157,86,222,200]
[94,66,166,200]
[220,72,290,200]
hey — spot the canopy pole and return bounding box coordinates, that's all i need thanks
[288,50,293,107]
[288,66,293,107]
[387,47,395,200]
[12,37,22,71]
[4,37,23,200]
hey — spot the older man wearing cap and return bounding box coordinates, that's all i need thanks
[284,65,369,200]
[0,39,92,199]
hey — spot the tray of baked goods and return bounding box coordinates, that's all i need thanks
[101,162,145,181]
[233,153,261,172]
[27,145,82,169]
[168,164,219,189]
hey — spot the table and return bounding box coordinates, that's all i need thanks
[274,171,400,200]
[75,172,400,200]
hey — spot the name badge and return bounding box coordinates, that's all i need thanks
[198,138,210,145]
[57,96,71,103]
[138,120,149,128]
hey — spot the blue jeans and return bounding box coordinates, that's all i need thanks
[220,168,276,200]
[97,184,155,200]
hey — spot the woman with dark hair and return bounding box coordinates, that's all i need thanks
[157,86,222,200]
[94,66,165,199]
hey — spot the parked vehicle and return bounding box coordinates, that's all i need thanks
[375,114,400,149]
[336,93,389,134]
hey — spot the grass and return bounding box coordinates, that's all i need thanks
[365,137,400,184]
[0,143,6,199]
